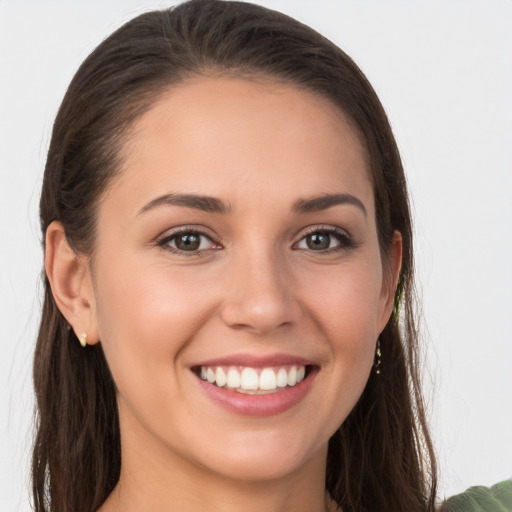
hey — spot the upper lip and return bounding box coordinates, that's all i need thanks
[192,352,314,368]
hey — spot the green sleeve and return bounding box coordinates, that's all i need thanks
[443,480,512,512]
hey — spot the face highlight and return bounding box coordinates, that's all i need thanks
[85,77,399,486]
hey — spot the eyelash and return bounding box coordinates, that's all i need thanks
[293,225,355,253]
[157,227,220,256]
[157,225,355,256]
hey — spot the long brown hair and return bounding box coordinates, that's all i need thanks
[33,1,437,511]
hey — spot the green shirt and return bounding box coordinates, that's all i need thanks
[443,480,512,512]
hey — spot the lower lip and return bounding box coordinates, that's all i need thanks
[195,371,316,417]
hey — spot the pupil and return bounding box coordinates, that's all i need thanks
[307,233,330,250]
[177,234,200,251]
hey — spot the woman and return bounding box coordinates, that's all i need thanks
[33,1,438,511]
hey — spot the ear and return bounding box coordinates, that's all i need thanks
[45,221,100,345]
[378,230,403,331]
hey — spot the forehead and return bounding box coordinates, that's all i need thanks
[109,76,373,215]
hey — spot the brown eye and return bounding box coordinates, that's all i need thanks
[175,233,201,251]
[298,231,341,251]
[295,227,353,253]
[159,230,218,254]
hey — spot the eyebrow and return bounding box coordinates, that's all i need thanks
[138,192,366,217]
[292,193,367,217]
[138,193,231,215]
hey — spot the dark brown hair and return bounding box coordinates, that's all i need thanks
[33,1,437,511]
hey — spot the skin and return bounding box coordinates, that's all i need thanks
[46,77,401,512]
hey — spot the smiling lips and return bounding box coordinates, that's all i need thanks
[199,365,306,394]
[193,356,316,416]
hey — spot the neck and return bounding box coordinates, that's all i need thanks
[105,469,332,512]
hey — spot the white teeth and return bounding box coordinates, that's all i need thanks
[288,366,297,386]
[206,368,216,384]
[259,368,277,390]
[215,367,227,387]
[276,368,288,388]
[227,368,241,388]
[240,368,259,390]
[198,364,308,392]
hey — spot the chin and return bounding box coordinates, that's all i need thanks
[188,428,328,483]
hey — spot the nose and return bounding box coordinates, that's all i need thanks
[219,249,301,335]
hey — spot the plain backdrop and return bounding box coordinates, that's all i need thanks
[1,1,511,510]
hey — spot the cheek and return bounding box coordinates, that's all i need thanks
[298,258,382,408]
[91,253,216,390]
[299,258,384,346]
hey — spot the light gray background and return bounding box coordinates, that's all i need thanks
[1,1,511,510]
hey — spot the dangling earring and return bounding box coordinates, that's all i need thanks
[78,332,88,348]
[374,338,382,375]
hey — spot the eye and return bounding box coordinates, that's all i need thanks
[158,229,220,254]
[295,227,352,252]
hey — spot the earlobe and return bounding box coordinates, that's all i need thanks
[45,221,99,345]
[379,230,403,330]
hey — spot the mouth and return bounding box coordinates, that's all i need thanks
[191,354,318,416]
[192,364,314,395]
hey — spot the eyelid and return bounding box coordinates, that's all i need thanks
[296,224,350,240]
[156,225,222,254]
[155,223,355,255]
[293,224,355,251]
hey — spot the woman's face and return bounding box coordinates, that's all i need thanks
[85,77,400,483]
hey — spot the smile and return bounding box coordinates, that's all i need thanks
[192,357,317,416]
[198,365,306,394]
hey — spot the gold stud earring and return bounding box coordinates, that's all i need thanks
[78,332,88,348]
[374,338,382,375]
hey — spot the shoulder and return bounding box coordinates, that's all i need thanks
[442,480,512,512]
